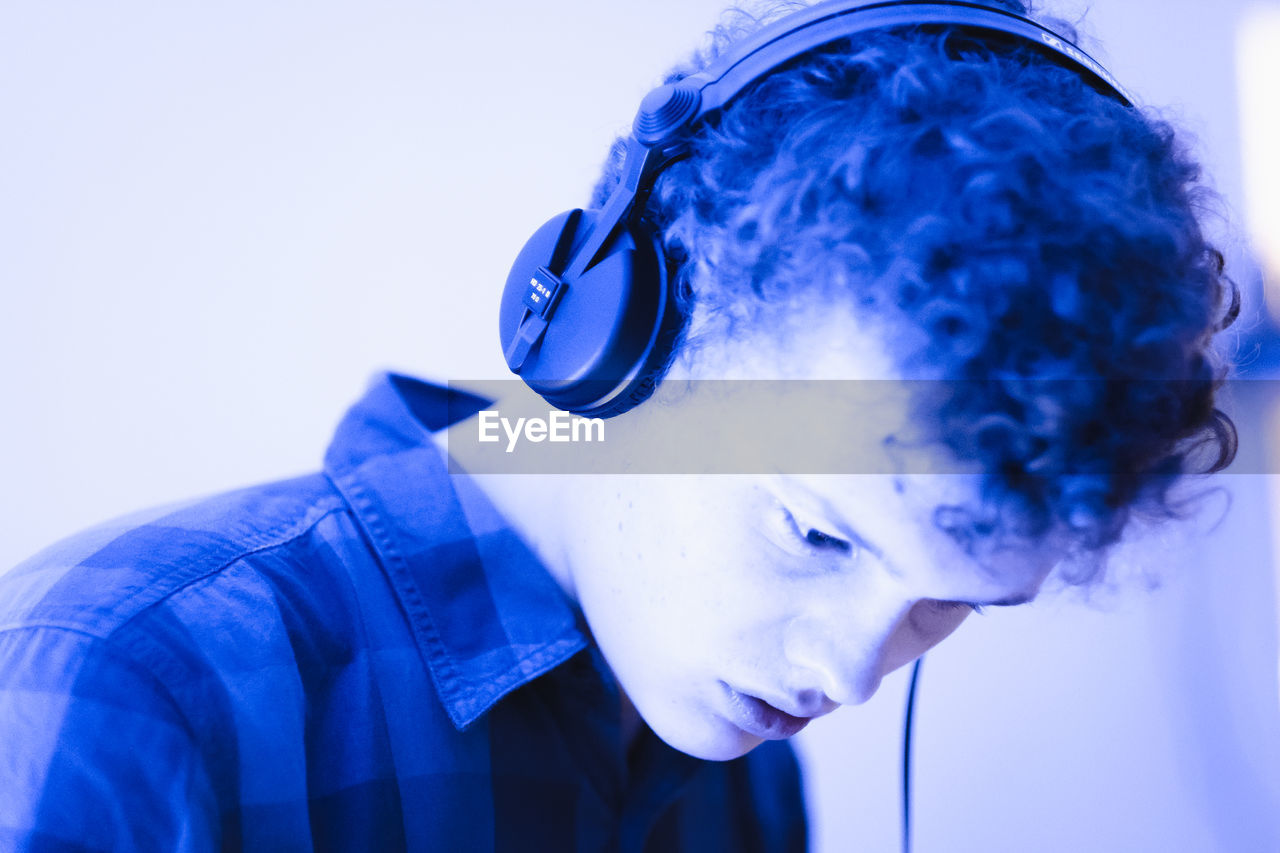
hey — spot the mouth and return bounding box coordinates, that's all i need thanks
[719,682,813,740]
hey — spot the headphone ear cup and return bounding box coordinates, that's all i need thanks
[500,210,683,417]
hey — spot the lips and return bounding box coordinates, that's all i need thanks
[720,683,812,740]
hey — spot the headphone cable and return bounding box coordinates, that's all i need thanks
[903,656,923,853]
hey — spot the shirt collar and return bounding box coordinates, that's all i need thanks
[323,372,587,730]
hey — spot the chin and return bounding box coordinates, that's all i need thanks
[649,713,765,761]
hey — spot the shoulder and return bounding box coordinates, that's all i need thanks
[0,472,390,845]
[0,470,413,737]
[0,472,349,641]
[0,470,382,721]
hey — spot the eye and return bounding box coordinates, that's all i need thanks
[908,599,981,637]
[804,527,852,552]
[778,504,852,554]
[928,600,984,616]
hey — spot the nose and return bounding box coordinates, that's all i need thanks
[783,596,913,707]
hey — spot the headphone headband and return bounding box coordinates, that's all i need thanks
[558,0,1131,305]
[663,0,1131,143]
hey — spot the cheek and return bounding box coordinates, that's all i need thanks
[579,522,795,682]
[574,527,729,659]
[883,603,972,673]
[569,479,814,697]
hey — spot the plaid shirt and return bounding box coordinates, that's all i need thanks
[0,373,806,852]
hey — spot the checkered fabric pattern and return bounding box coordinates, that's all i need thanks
[0,373,806,852]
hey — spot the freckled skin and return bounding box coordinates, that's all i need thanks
[555,472,1053,760]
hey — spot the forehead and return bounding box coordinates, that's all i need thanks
[676,298,917,380]
[660,299,955,469]
[642,364,963,478]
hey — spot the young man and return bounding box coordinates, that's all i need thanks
[0,1,1236,851]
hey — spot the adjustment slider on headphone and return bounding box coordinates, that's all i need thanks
[633,82,702,146]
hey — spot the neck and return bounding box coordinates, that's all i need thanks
[430,382,595,604]
[433,383,657,750]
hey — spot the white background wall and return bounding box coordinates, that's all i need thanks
[2,1,1277,849]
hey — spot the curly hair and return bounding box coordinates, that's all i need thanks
[590,0,1238,568]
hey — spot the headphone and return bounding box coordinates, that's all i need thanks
[498,0,1134,419]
